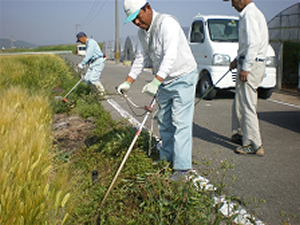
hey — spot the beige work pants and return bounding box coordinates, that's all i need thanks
[232,61,265,149]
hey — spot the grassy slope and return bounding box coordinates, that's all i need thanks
[0,53,240,225]
[0,43,103,54]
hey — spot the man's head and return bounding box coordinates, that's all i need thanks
[223,0,252,12]
[123,0,152,30]
[76,32,87,44]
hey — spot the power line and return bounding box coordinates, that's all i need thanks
[81,0,108,26]
[81,0,101,25]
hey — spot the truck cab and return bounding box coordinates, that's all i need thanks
[76,44,86,56]
[189,14,276,99]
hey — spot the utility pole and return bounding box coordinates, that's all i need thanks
[76,24,80,35]
[115,0,120,63]
[75,24,81,43]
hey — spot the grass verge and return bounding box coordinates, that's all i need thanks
[0,53,267,225]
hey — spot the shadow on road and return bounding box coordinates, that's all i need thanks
[215,89,235,99]
[259,111,300,133]
[192,122,237,151]
[195,89,235,101]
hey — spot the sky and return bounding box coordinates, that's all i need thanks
[0,0,299,46]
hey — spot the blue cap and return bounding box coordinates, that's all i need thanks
[124,9,140,24]
[76,32,86,42]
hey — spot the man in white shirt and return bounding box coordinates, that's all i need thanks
[224,0,268,156]
[117,0,198,180]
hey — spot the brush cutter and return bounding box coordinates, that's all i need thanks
[55,77,84,102]
[194,69,230,106]
[94,92,157,221]
[55,67,85,102]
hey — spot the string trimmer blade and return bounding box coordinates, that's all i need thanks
[62,98,68,102]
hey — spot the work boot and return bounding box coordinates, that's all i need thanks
[235,145,264,156]
[231,133,243,145]
[170,170,189,181]
[95,82,105,96]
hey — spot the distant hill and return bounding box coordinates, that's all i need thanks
[0,38,37,50]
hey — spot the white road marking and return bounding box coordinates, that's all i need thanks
[267,99,300,109]
[106,98,141,128]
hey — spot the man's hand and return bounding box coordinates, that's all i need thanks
[117,81,131,94]
[142,78,162,96]
[76,63,84,70]
[229,59,237,71]
[239,70,249,82]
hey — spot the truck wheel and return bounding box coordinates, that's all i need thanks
[196,74,217,100]
[258,88,273,99]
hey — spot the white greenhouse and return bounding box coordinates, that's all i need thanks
[268,3,300,91]
[122,36,138,62]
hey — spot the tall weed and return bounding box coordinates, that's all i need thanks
[0,87,70,224]
[0,55,73,95]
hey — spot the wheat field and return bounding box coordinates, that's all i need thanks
[0,55,71,225]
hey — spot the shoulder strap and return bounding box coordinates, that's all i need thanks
[148,13,165,52]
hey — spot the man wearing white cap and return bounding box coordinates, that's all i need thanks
[224,0,268,156]
[117,0,198,180]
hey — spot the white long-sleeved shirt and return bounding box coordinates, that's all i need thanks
[238,2,269,71]
[128,10,197,82]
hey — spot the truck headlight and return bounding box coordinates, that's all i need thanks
[265,56,276,67]
[212,54,231,66]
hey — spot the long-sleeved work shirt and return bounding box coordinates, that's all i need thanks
[237,2,268,72]
[128,10,197,82]
[80,38,104,66]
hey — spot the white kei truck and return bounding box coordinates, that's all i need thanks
[76,44,86,56]
[189,14,277,100]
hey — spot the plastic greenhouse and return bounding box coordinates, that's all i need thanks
[122,36,138,62]
[268,3,300,91]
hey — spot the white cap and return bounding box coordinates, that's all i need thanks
[123,0,147,24]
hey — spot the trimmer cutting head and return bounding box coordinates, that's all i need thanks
[54,96,68,103]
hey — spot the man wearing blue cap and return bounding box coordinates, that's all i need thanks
[116,0,198,181]
[76,32,106,95]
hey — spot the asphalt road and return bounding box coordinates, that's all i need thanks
[65,56,300,225]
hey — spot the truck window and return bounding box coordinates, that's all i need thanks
[76,44,86,56]
[207,19,238,42]
[190,21,204,43]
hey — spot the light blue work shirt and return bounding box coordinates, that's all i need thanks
[80,38,104,67]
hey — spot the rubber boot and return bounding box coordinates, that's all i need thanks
[95,82,105,96]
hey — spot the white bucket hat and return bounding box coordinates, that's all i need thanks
[123,0,147,24]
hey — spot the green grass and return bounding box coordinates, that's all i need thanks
[1,43,103,54]
[0,54,257,225]
[0,54,73,94]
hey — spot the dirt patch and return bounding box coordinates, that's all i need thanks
[52,114,96,152]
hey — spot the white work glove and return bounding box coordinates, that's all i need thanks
[76,63,84,70]
[117,81,131,94]
[142,78,161,97]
